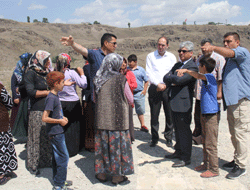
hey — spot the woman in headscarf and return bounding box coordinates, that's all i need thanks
[55,53,87,157]
[11,53,32,137]
[94,53,134,185]
[120,57,137,142]
[0,81,18,185]
[24,50,52,175]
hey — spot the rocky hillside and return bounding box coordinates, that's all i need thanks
[1,18,250,69]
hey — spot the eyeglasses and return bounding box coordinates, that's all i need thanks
[178,49,191,53]
[109,41,117,45]
[223,40,233,44]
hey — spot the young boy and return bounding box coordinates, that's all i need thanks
[42,71,74,190]
[176,57,219,178]
[128,54,149,132]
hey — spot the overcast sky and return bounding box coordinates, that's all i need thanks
[0,0,249,27]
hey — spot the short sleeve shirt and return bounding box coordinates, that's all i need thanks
[44,92,64,135]
[86,48,106,100]
[200,73,219,114]
[129,66,148,93]
[223,46,250,106]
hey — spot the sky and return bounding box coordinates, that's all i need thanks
[0,0,249,28]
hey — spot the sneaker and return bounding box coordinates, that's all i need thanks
[52,185,73,190]
[226,164,246,179]
[222,160,235,169]
[200,170,219,178]
[65,180,73,186]
[140,126,149,133]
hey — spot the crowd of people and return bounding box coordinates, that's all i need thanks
[0,31,250,189]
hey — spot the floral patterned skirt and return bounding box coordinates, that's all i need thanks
[0,129,18,175]
[95,130,134,176]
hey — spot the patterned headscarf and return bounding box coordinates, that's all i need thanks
[28,50,51,74]
[93,53,123,94]
[13,52,32,83]
[120,57,128,75]
[55,53,71,72]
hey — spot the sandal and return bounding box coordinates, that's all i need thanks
[0,176,11,185]
[95,173,107,183]
[112,176,128,185]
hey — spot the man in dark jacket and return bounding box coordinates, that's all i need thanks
[164,41,198,167]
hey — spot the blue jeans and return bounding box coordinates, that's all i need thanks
[50,133,69,188]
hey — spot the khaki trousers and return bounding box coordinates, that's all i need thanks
[201,113,219,174]
[227,98,250,169]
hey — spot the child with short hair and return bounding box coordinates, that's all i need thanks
[128,54,149,132]
[176,57,219,178]
[42,71,75,190]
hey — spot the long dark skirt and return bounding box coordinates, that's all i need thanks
[129,106,135,141]
[82,101,95,150]
[61,100,82,157]
[0,129,18,175]
[12,98,29,138]
[95,130,134,176]
[27,111,52,171]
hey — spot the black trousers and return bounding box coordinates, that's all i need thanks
[172,110,192,162]
[148,85,173,142]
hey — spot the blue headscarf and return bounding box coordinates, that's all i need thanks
[13,53,32,83]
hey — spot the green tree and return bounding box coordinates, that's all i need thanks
[33,19,39,23]
[93,21,100,24]
[42,18,49,23]
[208,22,216,25]
[27,16,30,23]
[183,21,186,25]
[128,22,131,28]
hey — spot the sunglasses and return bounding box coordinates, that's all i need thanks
[178,49,191,53]
[109,41,117,45]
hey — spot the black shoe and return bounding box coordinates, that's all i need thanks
[65,180,73,186]
[149,141,158,147]
[226,164,246,179]
[165,151,181,159]
[223,160,235,169]
[166,139,173,147]
[172,160,191,167]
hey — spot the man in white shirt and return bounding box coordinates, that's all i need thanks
[146,36,177,147]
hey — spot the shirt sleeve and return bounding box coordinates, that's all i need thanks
[24,70,37,98]
[146,54,159,86]
[126,71,137,92]
[216,56,226,81]
[141,67,149,82]
[11,74,20,100]
[69,70,87,89]
[124,82,134,105]
[1,86,13,110]
[233,47,246,64]
[44,96,54,111]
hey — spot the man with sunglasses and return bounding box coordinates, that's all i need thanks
[201,32,250,179]
[146,36,177,147]
[163,41,198,167]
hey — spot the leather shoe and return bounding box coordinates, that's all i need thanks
[172,160,191,167]
[166,139,173,147]
[165,151,181,159]
[149,141,158,147]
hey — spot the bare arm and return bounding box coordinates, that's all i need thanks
[35,90,50,98]
[176,69,206,81]
[60,35,88,58]
[42,110,68,126]
[201,45,235,58]
[217,80,223,100]
[141,81,149,95]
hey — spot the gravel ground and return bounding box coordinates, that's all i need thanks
[4,95,250,190]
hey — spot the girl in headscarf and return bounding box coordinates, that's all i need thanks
[0,81,18,185]
[120,57,137,142]
[94,53,134,185]
[24,50,52,175]
[55,53,87,157]
[11,53,32,137]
